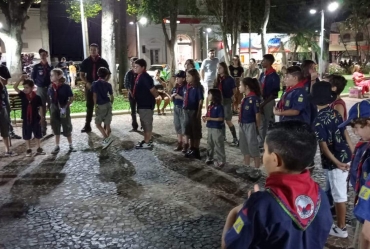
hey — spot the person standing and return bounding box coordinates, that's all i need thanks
[79,43,110,133]
[57,57,69,84]
[244,58,260,79]
[200,49,219,108]
[69,61,77,88]
[32,48,53,136]
[124,57,139,131]
[229,56,244,115]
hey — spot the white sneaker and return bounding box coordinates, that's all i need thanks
[136,141,152,149]
[329,224,348,238]
[102,137,113,150]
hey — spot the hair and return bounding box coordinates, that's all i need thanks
[263,54,275,65]
[90,43,99,48]
[301,60,316,79]
[131,57,138,62]
[242,77,261,97]
[208,88,222,105]
[97,67,110,78]
[134,59,147,69]
[186,68,202,90]
[22,79,35,88]
[52,68,66,84]
[250,58,256,64]
[232,56,242,67]
[38,48,47,55]
[209,49,215,52]
[185,59,196,69]
[214,62,230,89]
[61,57,66,61]
[69,61,74,64]
[328,74,347,95]
[350,118,370,128]
[353,64,361,73]
[286,66,304,81]
[266,120,317,171]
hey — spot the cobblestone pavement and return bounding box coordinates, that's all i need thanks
[0,97,364,249]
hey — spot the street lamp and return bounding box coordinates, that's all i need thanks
[310,1,339,78]
[136,17,148,58]
[206,28,212,52]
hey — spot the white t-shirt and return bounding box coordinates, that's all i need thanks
[201,57,219,83]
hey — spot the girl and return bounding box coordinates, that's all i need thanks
[202,88,225,168]
[301,60,319,94]
[229,56,244,114]
[214,62,238,146]
[48,68,76,154]
[154,70,171,115]
[237,77,262,178]
[184,59,196,72]
[184,69,204,160]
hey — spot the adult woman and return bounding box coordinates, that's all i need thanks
[69,61,77,88]
[229,56,244,114]
[301,60,319,93]
[244,58,260,79]
[154,70,171,115]
[353,65,370,96]
[184,59,196,72]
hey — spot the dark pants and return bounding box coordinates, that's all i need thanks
[129,95,138,130]
[85,87,94,125]
[5,104,14,133]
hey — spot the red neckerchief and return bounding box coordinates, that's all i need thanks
[40,61,49,76]
[265,170,320,230]
[206,104,215,117]
[352,141,370,204]
[218,75,225,93]
[262,67,276,91]
[184,84,192,108]
[239,92,256,123]
[91,55,101,81]
[132,70,146,98]
[330,99,347,121]
[278,80,306,109]
[26,91,37,124]
[176,83,184,94]
[52,82,61,103]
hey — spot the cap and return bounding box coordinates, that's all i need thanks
[338,99,370,128]
[308,81,337,106]
[175,70,186,78]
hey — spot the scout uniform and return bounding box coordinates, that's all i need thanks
[171,83,186,135]
[206,103,225,164]
[18,91,43,140]
[91,78,113,126]
[216,75,236,122]
[183,84,204,140]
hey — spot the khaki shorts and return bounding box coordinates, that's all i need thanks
[95,102,112,125]
[50,104,73,137]
[138,109,154,132]
[0,108,9,138]
[223,98,233,121]
[239,123,259,157]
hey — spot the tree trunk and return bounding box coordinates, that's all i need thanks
[248,0,252,61]
[280,41,287,66]
[261,0,270,55]
[40,0,50,62]
[83,16,90,58]
[101,0,117,95]
[160,11,177,75]
[118,0,128,92]
[3,26,23,81]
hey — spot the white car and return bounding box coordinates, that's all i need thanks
[147,64,168,78]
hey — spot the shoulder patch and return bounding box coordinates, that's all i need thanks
[285,100,290,107]
[359,186,370,201]
[233,216,244,234]
[298,94,304,103]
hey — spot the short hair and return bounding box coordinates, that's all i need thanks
[97,67,110,78]
[61,57,66,61]
[250,58,256,63]
[134,59,147,69]
[208,49,215,52]
[208,88,222,105]
[286,66,303,81]
[263,54,275,65]
[130,57,138,62]
[266,121,317,172]
[350,118,370,128]
[38,48,48,55]
[328,74,347,95]
[90,43,99,48]
[22,79,35,88]
[52,68,66,84]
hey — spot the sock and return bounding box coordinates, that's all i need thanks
[229,126,237,139]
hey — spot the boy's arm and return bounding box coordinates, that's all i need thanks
[93,92,98,106]
[319,141,349,170]
[274,109,300,116]
[344,129,354,153]
[207,117,224,121]
[150,87,159,98]
[38,105,44,124]
[256,112,261,129]
[197,99,203,118]
[110,94,114,104]
[13,76,25,93]
[221,204,243,249]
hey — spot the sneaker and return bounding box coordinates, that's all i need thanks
[68,145,77,153]
[329,224,348,238]
[186,149,201,160]
[51,146,60,155]
[182,144,189,154]
[136,142,152,149]
[26,149,32,157]
[102,137,114,150]
[10,132,22,139]
[81,125,92,133]
[205,158,214,165]
[214,161,225,168]
[230,138,239,147]
[36,148,46,155]
[4,151,17,157]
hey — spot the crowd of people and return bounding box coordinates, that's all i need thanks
[0,43,369,249]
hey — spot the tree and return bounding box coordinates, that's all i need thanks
[117,0,128,91]
[40,0,50,62]
[0,0,36,78]
[261,0,271,55]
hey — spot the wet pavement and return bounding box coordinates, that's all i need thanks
[0,97,364,249]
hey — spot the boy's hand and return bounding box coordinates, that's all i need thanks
[273,108,282,116]
[202,115,208,123]
[248,184,260,198]
[336,162,349,171]
[362,220,370,242]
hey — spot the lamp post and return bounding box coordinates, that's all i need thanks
[135,17,148,59]
[206,28,212,52]
[80,0,87,58]
[310,1,339,78]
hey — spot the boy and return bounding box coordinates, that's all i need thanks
[339,100,370,248]
[14,75,46,156]
[0,80,13,156]
[91,67,114,149]
[310,81,352,238]
[222,121,332,249]
[274,66,310,124]
[133,59,158,149]
[329,74,348,121]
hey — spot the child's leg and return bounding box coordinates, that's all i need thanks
[177,134,182,143]
[2,137,10,152]
[96,123,108,138]
[35,139,41,149]
[105,124,111,137]
[156,97,162,113]
[244,155,251,166]
[25,140,31,150]
[253,156,261,168]
[214,129,226,163]
[162,97,170,111]
[55,135,60,146]
[67,135,72,145]
[207,129,215,160]
[334,202,346,229]
[329,169,348,229]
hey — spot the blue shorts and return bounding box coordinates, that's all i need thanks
[22,122,42,140]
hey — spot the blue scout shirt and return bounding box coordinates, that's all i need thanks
[171,85,186,107]
[18,91,42,124]
[32,62,53,88]
[239,93,260,124]
[48,83,73,107]
[350,142,370,188]
[217,76,236,99]
[314,107,352,170]
[259,68,280,100]
[206,104,224,129]
[277,81,310,124]
[91,79,113,105]
[183,85,204,111]
[354,165,370,223]
[133,72,155,110]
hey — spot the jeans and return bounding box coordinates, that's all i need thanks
[85,87,94,125]
[129,95,138,130]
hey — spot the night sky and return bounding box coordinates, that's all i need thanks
[48,0,102,61]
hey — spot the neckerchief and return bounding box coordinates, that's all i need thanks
[278,80,306,109]
[26,91,37,124]
[91,55,101,81]
[262,67,276,91]
[352,141,370,205]
[40,61,49,77]
[183,84,192,108]
[176,83,184,94]
[206,104,215,117]
[52,82,61,104]
[218,75,225,93]
[132,70,146,99]
[239,92,256,123]
[265,170,320,230]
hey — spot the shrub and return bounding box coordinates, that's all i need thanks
[328,63,346,75]
[362,65,370,74]
[73,89,85,101]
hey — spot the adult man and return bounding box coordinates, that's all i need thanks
[79,43,110,133]
[0,53,21,139]
[259,54,280,148]
[32,48,53,136]
[245,58,260,79]
[124,57,139,131]
[200,49,219,108]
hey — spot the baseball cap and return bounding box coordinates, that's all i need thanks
[175,70,186,78]
[338,99,370,128]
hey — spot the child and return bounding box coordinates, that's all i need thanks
[339,100,370,248]
[274,66,311,124]
[13,75,46,156]
[91,67,114,149]
[171,70,188,152]
[329,74,348,121]
[0,80,12,156]
[48,68,76,154]
[214,62,238,146]
[202,88,225,168]
[221,121,332,249]
[309,81,352,238]
[184,68,204,160]
[237,77,261,178]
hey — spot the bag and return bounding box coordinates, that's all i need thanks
[349,87,362,98]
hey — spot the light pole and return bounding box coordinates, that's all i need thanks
[80,0,87,58]
[206,28,212,52]
[134,17,148,59]
[310,1,339,78]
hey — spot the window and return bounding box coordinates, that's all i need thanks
[356,32,364,41]
[150,49,160,64]
[342,33,351,43]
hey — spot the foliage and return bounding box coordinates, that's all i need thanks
[362,65,370,74]
[72,89,85,101]
[328,64,347,75]
[63,0,102,23]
